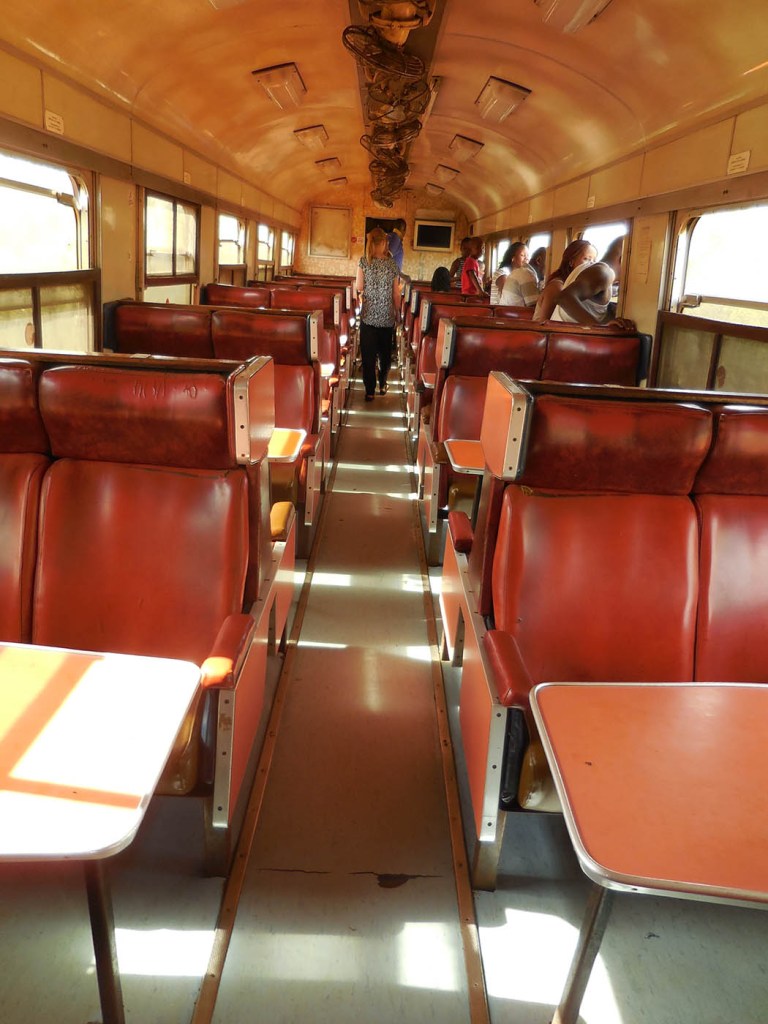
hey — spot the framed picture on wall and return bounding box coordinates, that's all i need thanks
[309,206,351,258]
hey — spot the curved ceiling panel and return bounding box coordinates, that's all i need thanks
[0,0,766,217]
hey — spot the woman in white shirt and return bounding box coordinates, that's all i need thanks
[498,243,539,308]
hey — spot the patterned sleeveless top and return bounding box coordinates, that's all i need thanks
[358,256,398,328]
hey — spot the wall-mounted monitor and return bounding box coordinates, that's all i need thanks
[412,219,456,253]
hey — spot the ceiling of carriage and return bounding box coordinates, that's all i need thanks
[0,0,767,220]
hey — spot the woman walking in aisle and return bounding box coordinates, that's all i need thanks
[355,226,401,401]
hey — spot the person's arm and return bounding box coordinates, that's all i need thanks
[555,263,613,325]
[392,274,402,319]
[520,266,540,307]
[534,279,562,321]
[467,268,484,295]
[354,265,364,307]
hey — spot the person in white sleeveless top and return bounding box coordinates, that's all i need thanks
[551,236,635,329]
[498,242,539,308]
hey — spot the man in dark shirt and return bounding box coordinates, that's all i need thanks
[387,219,406,272]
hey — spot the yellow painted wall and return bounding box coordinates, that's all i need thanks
[622,212,671,338]
[99,176,137,304]
[44,76,131,162]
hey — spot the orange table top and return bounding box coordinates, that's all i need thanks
[268,427,307,462]
[531,682,768,907]
[0,642,199,861]
[444,438,485,475]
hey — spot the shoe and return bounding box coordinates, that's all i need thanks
[365,394,374,402]
[378,384,388,395]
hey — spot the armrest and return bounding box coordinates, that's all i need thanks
[448,510,473,553]
[270,500,296,542]
[200,613,257,688]
[483,629,535,707]
[301,434,322,457]
[430,440,449,465]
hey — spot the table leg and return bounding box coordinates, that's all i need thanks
[553,884,614,1024]
[84,860,126,1024]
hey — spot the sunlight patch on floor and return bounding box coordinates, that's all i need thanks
[109,927,216,977]
[398,922,461,992]
[479,908,621,1021]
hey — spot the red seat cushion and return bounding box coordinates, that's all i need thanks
[0,455,50,642]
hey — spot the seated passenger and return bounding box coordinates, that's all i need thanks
[534,239,596,321]
[528,246,548,285]
[551,236,635,329]
[489,244,515,303]
[430,266,452,292]
[498,243,539,307]
[460,236,486,296]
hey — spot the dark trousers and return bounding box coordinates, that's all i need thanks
[360,322,393,396]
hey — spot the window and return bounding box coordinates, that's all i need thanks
[0,150,95,351]
[673,204,768,327]
[253,223,275,282]
[492,239,510,275]
[280,230,295,271]
[144,192,198,302]
[580,222,628,261]
[218,213,246,286]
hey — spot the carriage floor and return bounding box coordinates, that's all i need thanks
[0,374,765,1024]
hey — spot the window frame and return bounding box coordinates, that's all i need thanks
[143,189,200,287]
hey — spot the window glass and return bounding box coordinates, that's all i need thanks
[219,213,245,266]
[0,287,34,349]
[146,195,174,276]
[280,230,295,268]
[257,223,274,262]
[144,282,195,304]
[39,282,94,351]
[581,222,628,261]
[145,192,198,278]
[683,205,768,323]
[0,152,85,273]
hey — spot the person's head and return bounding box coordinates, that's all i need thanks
[529,247,547,277]
[548,239,597,283]
[459,236,471,257]
[392,218,406,236]
[500,241,528,269]
[602,236,625,270]
[366,226,390,261]
[469,235,485,259]
[431,266,451,291]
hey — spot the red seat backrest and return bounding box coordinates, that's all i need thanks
[112,303,214,358]
[211,309,311,363]
[0,359,50,642]
[489,398,714,684]
[203,283,270,307]
[33,365,251,662]
[693,406,768,681]
[542,332,642,385]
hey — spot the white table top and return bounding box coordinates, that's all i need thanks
[0,643,200,861]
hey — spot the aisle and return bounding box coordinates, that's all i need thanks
[210,379,477,1024]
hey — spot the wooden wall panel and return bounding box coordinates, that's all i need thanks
[0,50,42,127]
[641,121,733,195]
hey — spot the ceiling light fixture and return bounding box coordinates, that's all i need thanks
[294,124,329,150]
[475,76,531,123]
[251,62,306,110]
[434,164,460,184]
[532,0,614,33]
[448,134,484,161]
[425,183,444,196]
[315,157,342,174]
